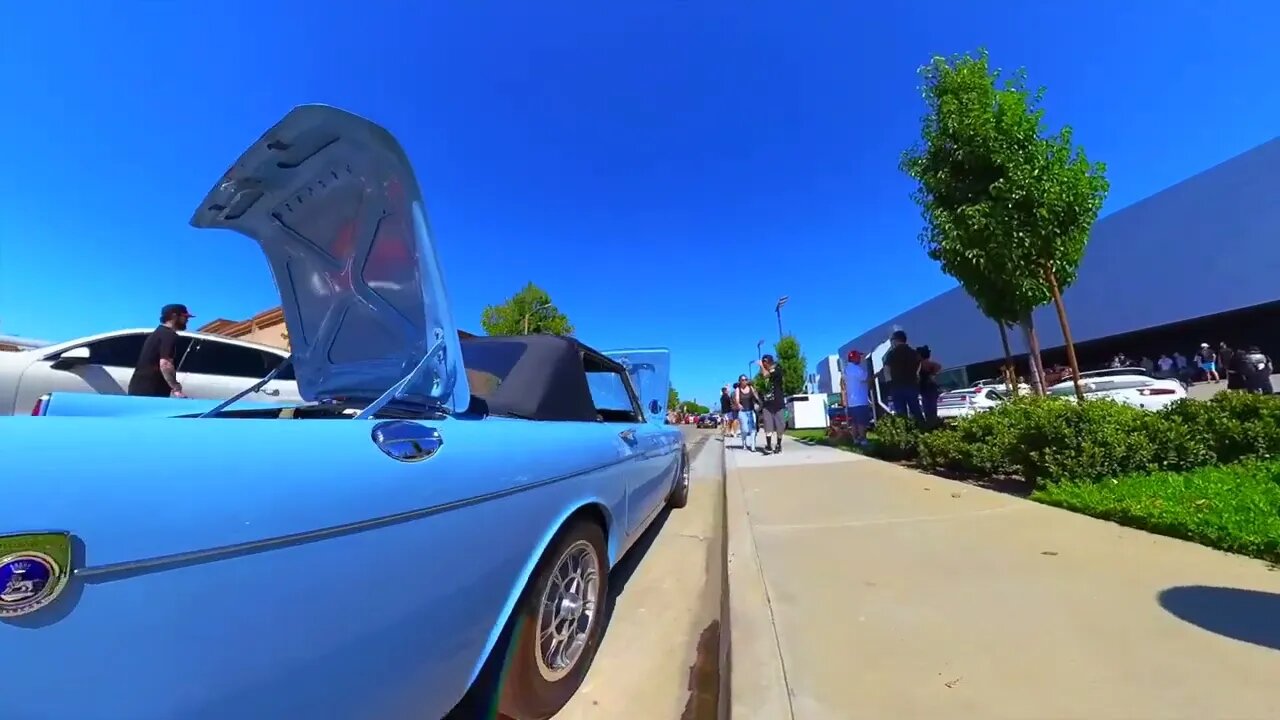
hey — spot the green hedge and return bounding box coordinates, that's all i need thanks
[868,391,1280,486]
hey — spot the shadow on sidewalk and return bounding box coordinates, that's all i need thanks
[1158,585,1280,651]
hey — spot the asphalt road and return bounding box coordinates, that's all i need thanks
[552,427,724,720]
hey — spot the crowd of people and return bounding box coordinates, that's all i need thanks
[829,329,939,445]
[1108,341,1274,393]
[711,331,1274,454]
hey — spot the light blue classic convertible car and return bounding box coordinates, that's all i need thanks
[0,105,689,720]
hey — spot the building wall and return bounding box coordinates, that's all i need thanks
[199,308,290,350]
[840,137,1280,369]
[814,355,840,394]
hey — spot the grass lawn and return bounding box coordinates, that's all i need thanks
[786,428,864,453]
[1032,460,1280,563]
[787,429,828,443]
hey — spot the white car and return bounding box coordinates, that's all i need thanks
[1048,368,1186,411]
[972,377,1033,394]
[0,328,302,415]
[936,386,1007,420]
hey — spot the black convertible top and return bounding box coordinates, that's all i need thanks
[460,334,629,422]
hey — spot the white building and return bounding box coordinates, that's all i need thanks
[814,354,840,394]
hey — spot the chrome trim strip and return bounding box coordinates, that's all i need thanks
[74,454,636,582]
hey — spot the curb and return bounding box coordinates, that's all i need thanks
[720,440,794,720]
[717,438,732,720]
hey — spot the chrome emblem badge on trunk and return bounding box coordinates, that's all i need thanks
[0,532,72,618]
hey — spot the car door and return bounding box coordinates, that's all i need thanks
[12,332,150,413]
[601,349,678,531]
[178,338,301,404]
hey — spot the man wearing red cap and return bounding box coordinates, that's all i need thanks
[128,303,194,398]
[840,349,872,445]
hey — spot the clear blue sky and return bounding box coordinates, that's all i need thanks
[2,3,1277,405]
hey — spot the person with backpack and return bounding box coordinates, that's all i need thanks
[1240,345,1274,394]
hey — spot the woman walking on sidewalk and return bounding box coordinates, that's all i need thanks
[734,374,761,452]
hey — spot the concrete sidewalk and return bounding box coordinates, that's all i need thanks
[724,436,1280,720]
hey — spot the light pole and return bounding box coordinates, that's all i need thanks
[756,339,764,360]
[523,301,550,335]
[775,295,789,339]
[747,359,757,379]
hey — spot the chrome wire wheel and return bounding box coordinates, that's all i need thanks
[535,539,601,682]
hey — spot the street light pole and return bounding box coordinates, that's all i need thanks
[775,295,789,339]
[756,339,764,360]
[523,302,550,335]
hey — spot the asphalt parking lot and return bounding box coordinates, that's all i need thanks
[551,427,723,720]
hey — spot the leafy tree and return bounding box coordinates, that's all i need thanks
[679,401,710,414]
[751,371,768,398]
[752,335,808,397]
[900,49,1108,401]
[480,282,574,336]
[775,335,808,395]
[668,387,680,412]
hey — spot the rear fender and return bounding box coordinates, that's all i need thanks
[466,498,619,688]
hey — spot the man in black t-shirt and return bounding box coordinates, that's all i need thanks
[759,354,787,454]
[719,386,735,438]
[128,303,194,398]
[882,329,923,422]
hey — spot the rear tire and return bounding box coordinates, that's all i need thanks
[498,520,610,720]
[668,446,691,509]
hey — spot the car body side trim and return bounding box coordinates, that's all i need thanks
[74,454,637,583]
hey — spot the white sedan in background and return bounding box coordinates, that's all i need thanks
[1048,368,1186,411]
[936,386,1008,420]
[0,328,301,415]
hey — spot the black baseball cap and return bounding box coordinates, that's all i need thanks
[161,303,195,321]
[761,354,775,363]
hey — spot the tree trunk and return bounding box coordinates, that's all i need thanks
[996,321,1017,396]
[1029,324,1048,394]
[1044,266,1086,402]
[1020,316,1047,396]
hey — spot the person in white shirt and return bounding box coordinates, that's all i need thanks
[1173,351,1190,382]
[840,350,872,444]
[1157,354,1175,378]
